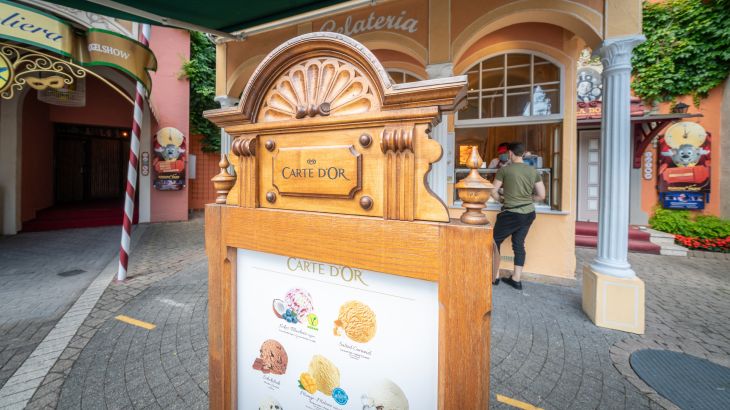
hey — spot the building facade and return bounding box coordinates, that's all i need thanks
[0,0,191,235]
[212,0,645,281]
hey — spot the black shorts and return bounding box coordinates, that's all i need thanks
[493,211,536,267]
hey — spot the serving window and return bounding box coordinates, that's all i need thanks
[451,51,564,211]
[453,123,563,211]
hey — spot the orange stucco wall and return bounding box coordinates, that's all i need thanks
[640,82,727,218]
[148,26,191,223]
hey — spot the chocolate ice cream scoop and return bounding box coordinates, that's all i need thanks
[252,339,288,375]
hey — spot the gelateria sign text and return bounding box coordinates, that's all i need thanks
[319,10,418,36]
[272,145,362,198]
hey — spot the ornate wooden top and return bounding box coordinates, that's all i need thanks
[204,32,467,222]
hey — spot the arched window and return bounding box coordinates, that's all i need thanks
[452,52,564,211]
[386,69,423,84]
[457,52,562,122]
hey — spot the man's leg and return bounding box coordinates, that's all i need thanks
[492,211,519,280]
[510,212,536,282]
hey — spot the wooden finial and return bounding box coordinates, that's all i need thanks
[211,154,236,204]
[454,147,494,225]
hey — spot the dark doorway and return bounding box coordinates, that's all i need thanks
[54,123,131,203]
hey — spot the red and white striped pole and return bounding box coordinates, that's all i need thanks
[117,23,151,282]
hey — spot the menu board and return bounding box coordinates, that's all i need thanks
[236,249,438,409]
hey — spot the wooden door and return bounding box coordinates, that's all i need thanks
[577,129,601,222]
[89,138,123,199]
[55,138,86,203]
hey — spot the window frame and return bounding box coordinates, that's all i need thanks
[455,50,565,126]
[385,68,424,84]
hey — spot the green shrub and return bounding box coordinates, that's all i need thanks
[649,208,730,239]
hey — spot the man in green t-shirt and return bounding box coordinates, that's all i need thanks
[490,142,546,290]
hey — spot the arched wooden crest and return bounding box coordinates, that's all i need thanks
[205,32,467,222]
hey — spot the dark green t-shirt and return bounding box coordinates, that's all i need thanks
[495,163,541,214]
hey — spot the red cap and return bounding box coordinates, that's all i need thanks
[497,145,509,154]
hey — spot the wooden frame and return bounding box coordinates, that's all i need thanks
[206,206,492,409]
[204,32,492,409]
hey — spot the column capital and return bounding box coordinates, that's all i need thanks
[214,95,238,108]
[426,63,454,79]
[596,35,645,74]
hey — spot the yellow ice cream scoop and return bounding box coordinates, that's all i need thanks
[334,300,377,343]
[308,355,340,395]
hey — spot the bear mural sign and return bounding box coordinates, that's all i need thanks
[153,127,186,191]
[657,122,710,209]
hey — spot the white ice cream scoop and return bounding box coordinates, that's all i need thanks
[258,396,282,410]
[361,379,409,410]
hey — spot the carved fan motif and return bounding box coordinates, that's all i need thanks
[258,58,379,122]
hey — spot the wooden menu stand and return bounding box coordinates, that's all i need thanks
[205,33,493,410]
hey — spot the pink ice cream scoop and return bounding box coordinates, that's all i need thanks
[285,288,314,320]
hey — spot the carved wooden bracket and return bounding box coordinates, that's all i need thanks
[381,126,415,221]
[226,136,258,208]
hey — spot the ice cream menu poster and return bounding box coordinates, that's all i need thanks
[236,249,438,409]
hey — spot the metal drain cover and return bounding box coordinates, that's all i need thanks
[630,349,730,410]
[57,269,85,277]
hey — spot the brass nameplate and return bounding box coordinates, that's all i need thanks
[272,145,362,198]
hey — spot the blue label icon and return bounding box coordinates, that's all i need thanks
[332,387,348,405]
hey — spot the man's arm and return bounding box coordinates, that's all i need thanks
[532,181,546,202]
[491,179,503,202]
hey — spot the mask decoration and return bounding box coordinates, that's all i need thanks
[498,153,509,162]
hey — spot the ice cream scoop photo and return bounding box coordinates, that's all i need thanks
[252,339,288,375]
[305,354,340,396]
[333,300,377,343]
[258,396,283,410]
[361,379,409,410]
[284,288,314,321]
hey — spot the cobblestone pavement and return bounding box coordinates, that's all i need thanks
[26,216,206,409]
[19,215,729,410]
[0,227,119,390]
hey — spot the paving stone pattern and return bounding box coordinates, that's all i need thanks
[0,227,119,391]
[19,215,729,410]
[26,217,205,410]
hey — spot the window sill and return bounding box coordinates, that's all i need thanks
[450,202,569,215]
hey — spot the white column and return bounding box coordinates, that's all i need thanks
[0,92,26,235]
[426,63,454,204]
[215,95,238,156]
[138,100,152,223]
[590,35,645,278]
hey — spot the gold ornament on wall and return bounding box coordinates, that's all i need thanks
[0,43,85,100]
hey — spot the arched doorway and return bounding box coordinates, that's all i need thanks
[20,74,136,231]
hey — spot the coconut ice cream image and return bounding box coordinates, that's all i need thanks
[259,396,284,410]
[334,300,377,343]
[361,379,409,410]
[307,354,340,395]
[258,396,283,410]
[285,288,314,321]
[252,339,288,375]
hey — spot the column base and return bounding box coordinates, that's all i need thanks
[582,266,645,334]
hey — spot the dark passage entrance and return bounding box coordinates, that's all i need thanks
[54,123,131,203]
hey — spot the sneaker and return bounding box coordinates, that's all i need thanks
[492,278,500,286]
[502,277,522,290]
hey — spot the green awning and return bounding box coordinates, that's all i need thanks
[44,0,357,38]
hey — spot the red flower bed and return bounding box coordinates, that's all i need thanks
[675,235,730,253]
